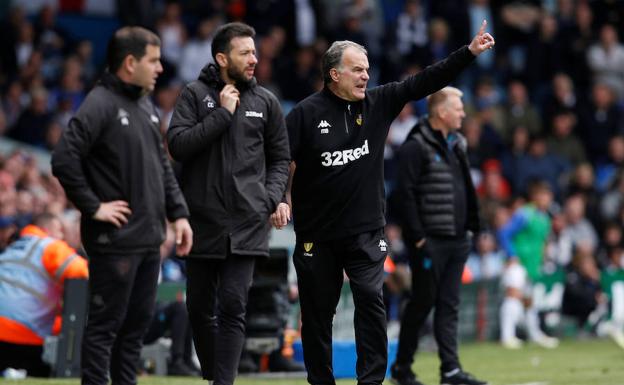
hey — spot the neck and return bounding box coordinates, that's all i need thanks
[429,117,449,138]
[115,70,146,94]
[327,82,351,101]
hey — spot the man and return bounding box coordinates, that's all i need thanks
[498,180,560,350]
[391,87,484,385]
[51,27,193,385]
[271,20,494,385]
[0,213,88,377]
[167,22,290,385]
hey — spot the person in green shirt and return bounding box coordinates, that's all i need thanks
[498,180,560,349]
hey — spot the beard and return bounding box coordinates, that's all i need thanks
[227,65,254,87]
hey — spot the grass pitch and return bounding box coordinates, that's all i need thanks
[3,338,623,385]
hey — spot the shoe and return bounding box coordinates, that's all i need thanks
[167,360,200,376]
[268,354,305,372]
[440,370,487,385]
[501,336,523,349]
[531,335,559,349]
[390,363,425,385]
[602,321,624,349]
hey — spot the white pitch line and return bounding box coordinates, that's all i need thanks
[505,382,549,385]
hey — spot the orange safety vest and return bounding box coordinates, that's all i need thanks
[0,225,88,345]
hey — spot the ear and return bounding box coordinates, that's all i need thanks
[330,68,340,82]
[121,54,137,76]
[216,52,228,68]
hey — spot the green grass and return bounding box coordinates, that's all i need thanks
[2,338,623,385]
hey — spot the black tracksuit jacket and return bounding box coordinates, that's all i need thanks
[51,73,189,254]
[287,46,475,241]
[167,64,290,258]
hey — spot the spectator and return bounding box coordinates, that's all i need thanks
[8,87,53,148]
[596,135,624,192]
[587,24,624,99]
[501,80,543,141]
[178,17,220,83]
[546,110,586,166]
[512,135,570,198]
[466,231,505,281]
[596,222,623,269]
[578,82,622,164]
[562,194,599,252]
[541,73,579,129]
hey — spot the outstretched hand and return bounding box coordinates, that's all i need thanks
[468,20,495,56]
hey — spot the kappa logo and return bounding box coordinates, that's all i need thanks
[303,242,314,257]
[117,108,129,126]
[378,239,387,252]
[202,95,215,108]
[245,111,264,118]
[318,120,331,134]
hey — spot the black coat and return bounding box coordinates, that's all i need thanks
[167,64,290,258]
[52,73,189,254]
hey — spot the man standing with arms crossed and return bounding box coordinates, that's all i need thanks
[52,27,193,385]
[167,22,290,385]
[271,21,494,385]
[391,87,484,385]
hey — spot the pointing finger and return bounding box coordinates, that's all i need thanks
[478,20,487,36]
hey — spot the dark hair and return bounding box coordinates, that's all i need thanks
[106,26,161,73]
[211,22,256,64]
[321,40,367,84]
[527,179,551,198]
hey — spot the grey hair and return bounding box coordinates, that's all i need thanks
[321,40,367,85]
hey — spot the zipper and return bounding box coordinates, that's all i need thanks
[343,111,349,134]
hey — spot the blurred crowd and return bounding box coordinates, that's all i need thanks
[1,0,624,343]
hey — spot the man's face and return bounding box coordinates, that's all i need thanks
[440,95,466,131]
[334,47,369,101]
[224,36,257,85]
[130,44,163,92]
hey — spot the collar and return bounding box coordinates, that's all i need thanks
[20,225,48,239]
[100,72,144,100]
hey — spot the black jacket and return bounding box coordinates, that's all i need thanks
[51,73,189,254]
[287,46,475,241]
[394,117,480,243]
[167,64,289,258]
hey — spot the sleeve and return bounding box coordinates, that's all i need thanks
[160,138,190,221]
[42,240,89,285]
[263,93,291,213]
[497,209,529,258]
[51,98,106,217]
[395,139,426,242]
[373,46,475,118]
[167,85,233,162]
[285,105,303,162]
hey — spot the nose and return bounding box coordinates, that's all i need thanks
[362,70,369,81]
[250,54,258,66]
[156,61,163,74]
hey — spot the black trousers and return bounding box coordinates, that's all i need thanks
[185,255,255,385]
[81,251,161,385]
[294,229,387,385]
[394,235,470,373]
